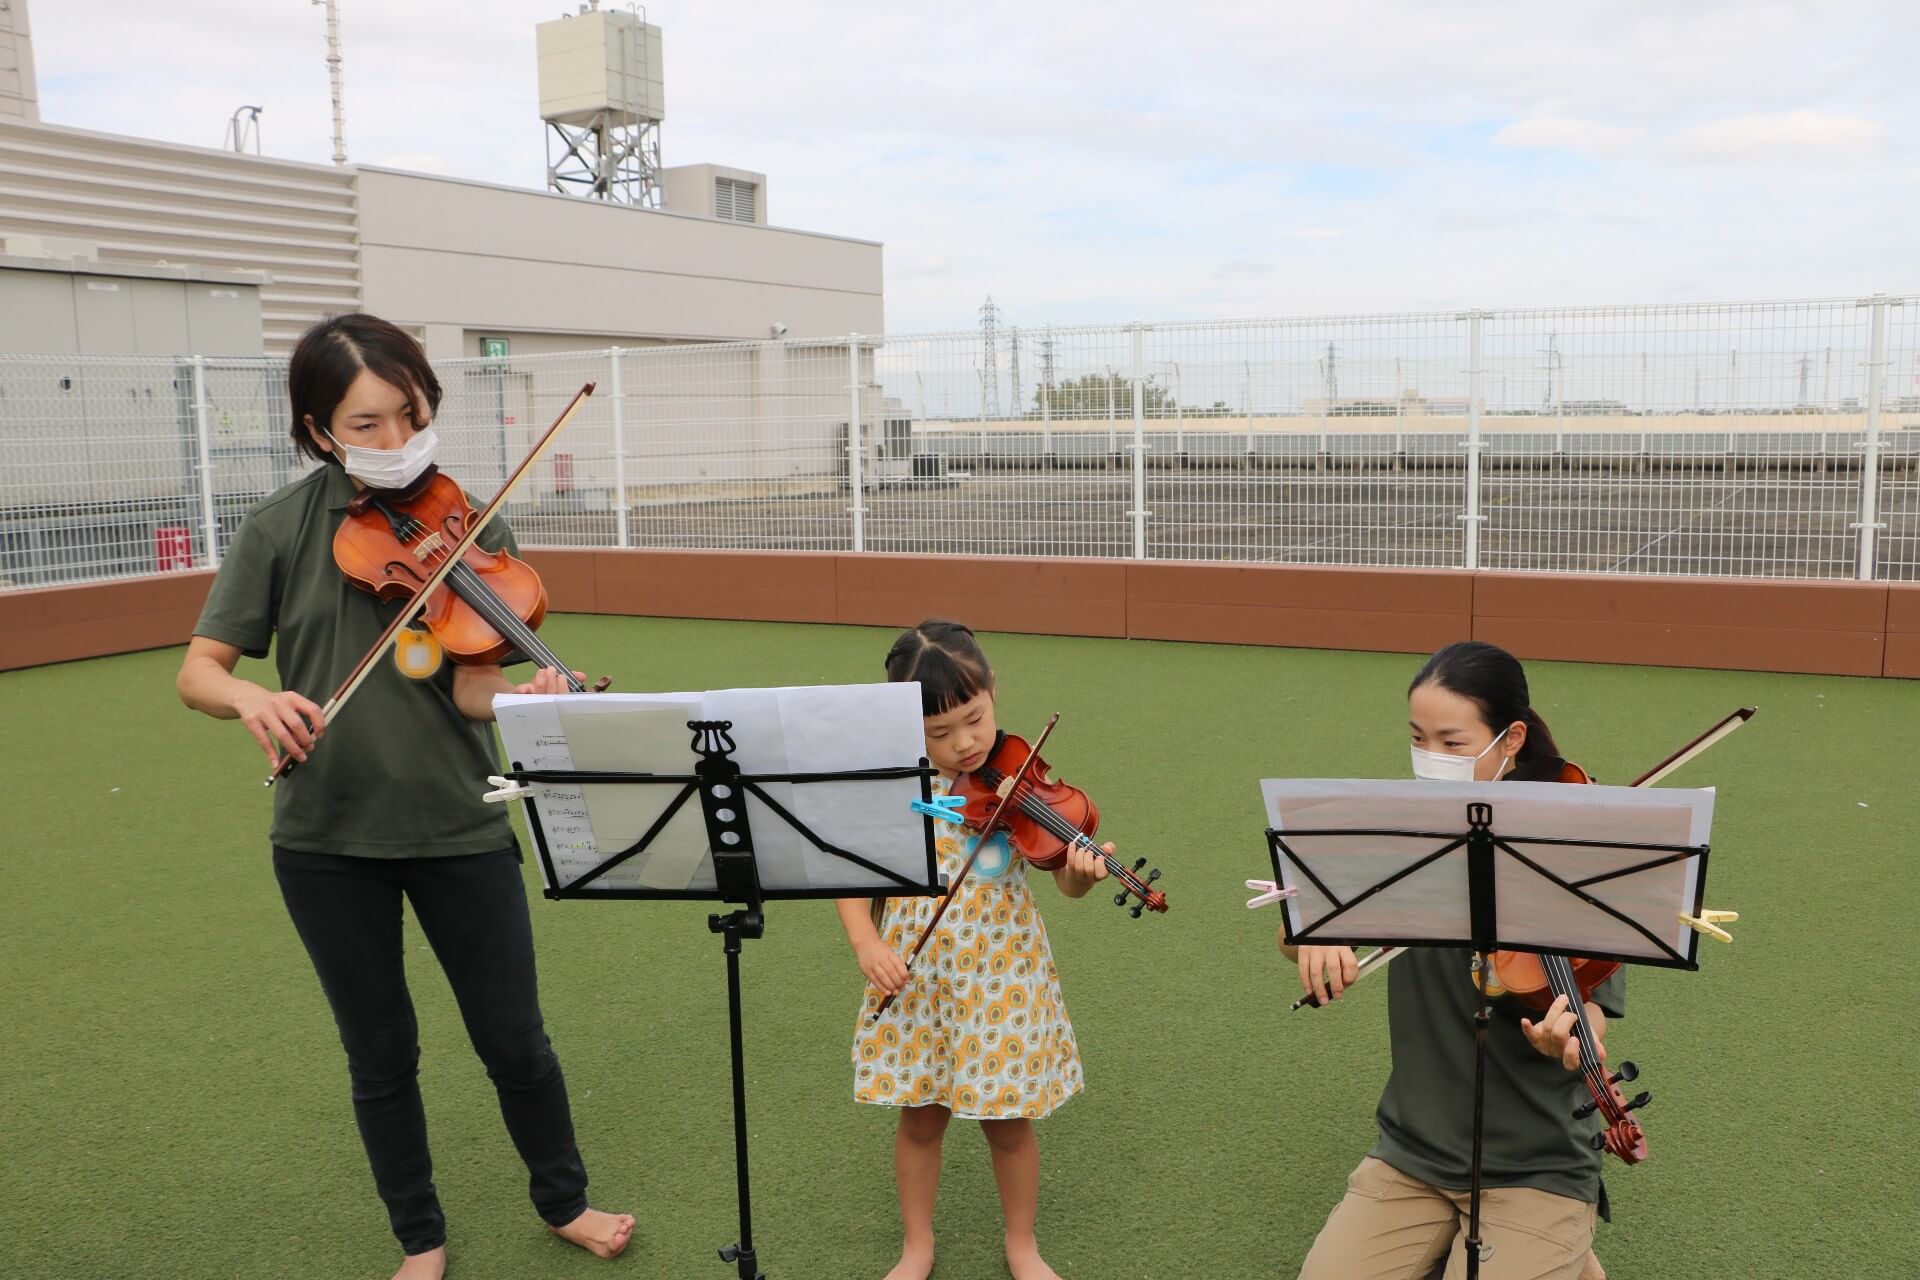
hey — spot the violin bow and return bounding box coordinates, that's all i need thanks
[1289,705,1757,1010]
[264,383,597,786]
[867,713,1061,1024]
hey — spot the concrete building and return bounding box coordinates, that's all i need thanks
[0,0,883,357]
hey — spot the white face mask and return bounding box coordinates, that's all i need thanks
[1411,727,1510,783]
[326,425,439,490]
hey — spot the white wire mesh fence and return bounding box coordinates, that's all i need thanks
[2,295,1916,592]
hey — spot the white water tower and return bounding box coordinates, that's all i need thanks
[537,1,664,206]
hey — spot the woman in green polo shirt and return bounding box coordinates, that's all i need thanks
[176,314,632,1280]
[1286,641,1617,1280]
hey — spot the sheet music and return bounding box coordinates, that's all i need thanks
[495,683,932,896]
[1261,778,1714,965]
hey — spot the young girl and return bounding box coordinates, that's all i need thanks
[1287,641,1617,1280]
[836,620,1113,1280]
[176,314,632,1280]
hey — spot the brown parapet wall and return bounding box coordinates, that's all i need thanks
[589,548,840,623]
[1,551,1910,680]
[1886,584,1920,679]
[0,570,216,672]
[520,548,599,613]
[835,553,1128,637]
[1473,572,1889,678]
[1127,561,1474,655]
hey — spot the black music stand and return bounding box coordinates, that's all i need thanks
[1262,778,1715,1280]
[490,693,942,1280]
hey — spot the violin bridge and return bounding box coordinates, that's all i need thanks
[413,530,446,562]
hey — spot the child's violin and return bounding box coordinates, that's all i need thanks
[867,713,1166,1024]
[952,729,1168,916]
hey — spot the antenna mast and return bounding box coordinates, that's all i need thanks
[312,0,347,164]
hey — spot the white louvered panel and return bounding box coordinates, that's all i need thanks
[0,119,361,353]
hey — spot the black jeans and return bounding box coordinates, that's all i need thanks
[272,845,589,1255]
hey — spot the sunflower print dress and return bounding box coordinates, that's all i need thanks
[852,776,1085,1119]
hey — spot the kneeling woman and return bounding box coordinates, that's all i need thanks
[176,314,632,1280]
[1286,641,1617,1280]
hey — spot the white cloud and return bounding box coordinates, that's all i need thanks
[1668,110,1888,162]
[1493,117,1643,154]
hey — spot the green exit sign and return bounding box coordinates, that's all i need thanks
[481,337,509,359]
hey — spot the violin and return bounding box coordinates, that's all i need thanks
[868,713,1166,1024]
[334,466,608,689]
[1485,759,1652,1165]
[264,384,599,785]
[952,730,1168,916]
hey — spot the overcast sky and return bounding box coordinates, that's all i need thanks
[27,1,1919,332]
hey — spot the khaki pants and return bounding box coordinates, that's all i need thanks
[1298,1157,1599,1280]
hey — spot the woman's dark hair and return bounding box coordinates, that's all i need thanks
[885,620,993,716]
[287,313,442,464]
[1409,640,1561,763]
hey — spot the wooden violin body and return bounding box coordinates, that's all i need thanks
[953,731,1167,915]
[330,467,602,692]
[333,469,549,668]
[867,716,1165,1024]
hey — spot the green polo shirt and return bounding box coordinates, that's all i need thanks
[1369,756,1627,1206]
[194,463,521,859]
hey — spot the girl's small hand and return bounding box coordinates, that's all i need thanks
[1296,944,1359,1006]
[1064,840,1113,883]
[1520,993,1603,1071]
[513,666,585,695]
[856,938,910,995]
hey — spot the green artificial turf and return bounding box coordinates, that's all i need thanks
[3,617,1916,1279]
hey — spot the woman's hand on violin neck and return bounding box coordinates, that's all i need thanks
[517,665,586,696]
[1295,945,1359,1007]
[855,938,910,995]
[1520,994,1607,1071]
[452,663,583,721]
[1053,840,1113,897]
[231,683,326,767]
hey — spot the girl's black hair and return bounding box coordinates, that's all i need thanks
[287,313,442,464]
[885,619,993,716]
[1409,640,1562,764]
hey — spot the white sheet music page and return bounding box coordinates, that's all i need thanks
[495,683,933,896]
[1261,778,1714,964]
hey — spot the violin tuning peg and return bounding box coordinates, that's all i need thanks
[1146,868,1162,883]
[1572,1098,1598,1121]
[1590,1131,1608,1152]
[1113,891,1131,908]
[1609,1062,1639,1086]
[1132,857,1147,872]
[1625,1090,1652,1113]
[1129,904,1144,918]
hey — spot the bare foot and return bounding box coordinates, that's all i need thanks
[882,1238,935,1280]
[550,1207,636,1259]
[393,1248,446,1280]
[1004,1234,1059,1280]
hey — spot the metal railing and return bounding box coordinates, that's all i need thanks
[3,294,1916,591]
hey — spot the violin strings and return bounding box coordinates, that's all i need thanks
[1544,953,1613,1110]
[981,768,1152,898]
[405,521,581,688]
